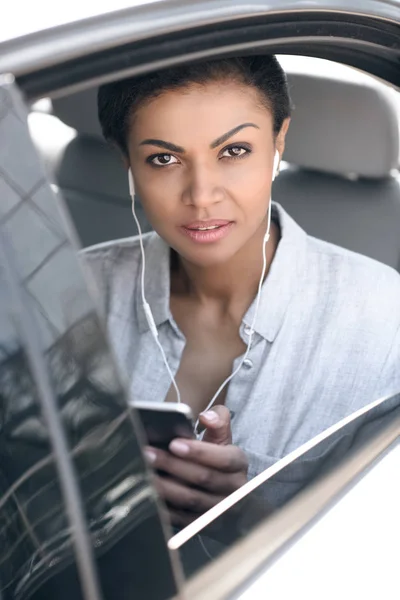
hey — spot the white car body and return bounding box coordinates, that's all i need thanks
[237,444,400,600]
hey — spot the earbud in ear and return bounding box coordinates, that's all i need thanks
[272,150,280,182]
[128,168,135,198]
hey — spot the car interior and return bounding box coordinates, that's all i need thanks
[28,55,400,271]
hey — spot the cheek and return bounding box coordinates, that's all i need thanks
[222,161,272,207]
[133,170,181,219]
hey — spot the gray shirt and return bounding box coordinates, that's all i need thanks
[83,203,400,480]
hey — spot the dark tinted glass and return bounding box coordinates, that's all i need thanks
[0,79,180,600]
[173,391,400,576]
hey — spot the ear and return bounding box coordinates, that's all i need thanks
[110,142,131,171]
[121,153,130,170]
[275,117,291,160]
[119,152,134,197]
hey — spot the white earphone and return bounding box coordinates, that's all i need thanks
[272,149,280,182]
[128,168,135,197]
[128,151,279,434]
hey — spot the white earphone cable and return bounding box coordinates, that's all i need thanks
[198,534,215,561]
[130,183,181,404]
[128,150,277,421]
[193,202,271,434]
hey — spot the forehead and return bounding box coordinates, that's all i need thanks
[130,80,273,142]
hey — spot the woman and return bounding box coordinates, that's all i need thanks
[85,55,400,525]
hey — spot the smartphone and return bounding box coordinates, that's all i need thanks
[133,401,195,449]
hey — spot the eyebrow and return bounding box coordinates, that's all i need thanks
[210,122,260,148]
[139,122,259,154]
[139,139,185,153]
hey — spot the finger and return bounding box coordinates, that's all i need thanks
[168,439,248,474]
[167,508,198,528]
[156,497,196,529]
[200,406,232,445]
[144,446,242,494]
[153,473,225,514]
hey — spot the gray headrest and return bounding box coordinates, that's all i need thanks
[285,72,400,178]
[52,88,102,138]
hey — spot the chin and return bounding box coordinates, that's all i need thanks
[174,240,243,268]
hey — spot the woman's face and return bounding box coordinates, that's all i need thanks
[128,79,290,266]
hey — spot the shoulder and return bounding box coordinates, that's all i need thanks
[305,235,400,330]
[81,231,154,280]
[82,231,154,264]
[274,203,400,309]
[299,236,400,404]
[307,235,400,291]
[80,232,156,312]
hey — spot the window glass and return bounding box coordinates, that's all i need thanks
[0,79,179,600]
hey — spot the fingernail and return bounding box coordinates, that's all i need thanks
[169,440,190,456]
[202,410,219,423]
[144,448,157,464]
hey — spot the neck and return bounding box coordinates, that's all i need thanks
[172,217,280,312]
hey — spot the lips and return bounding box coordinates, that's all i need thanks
[180,220,234,244]
[184,219,232,230]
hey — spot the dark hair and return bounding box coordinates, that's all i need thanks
[98,55,291,156]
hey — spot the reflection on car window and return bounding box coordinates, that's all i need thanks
[0,80,179,600]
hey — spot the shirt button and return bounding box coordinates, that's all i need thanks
[244,326,252,336]
[243,358,253,369]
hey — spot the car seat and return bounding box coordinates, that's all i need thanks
[273,69,400,270]
[29,87,150,248]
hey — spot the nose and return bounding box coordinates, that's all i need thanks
[182,162,224,209]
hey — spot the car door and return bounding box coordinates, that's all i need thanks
[1,2,400,598]
[0,76,182,600]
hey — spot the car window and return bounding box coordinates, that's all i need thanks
[2,45,400,598]
[0,78,180,600]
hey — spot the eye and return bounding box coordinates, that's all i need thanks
[220,144,251,159]
[148,154,179,167]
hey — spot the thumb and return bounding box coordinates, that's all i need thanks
[200,405,232,445]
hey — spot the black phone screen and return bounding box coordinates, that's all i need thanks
[137,408,195,450]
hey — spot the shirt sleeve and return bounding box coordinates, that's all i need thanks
[79,249,112,320]
[376,322,400,398]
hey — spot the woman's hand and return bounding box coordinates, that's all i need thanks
[144,406,248,527]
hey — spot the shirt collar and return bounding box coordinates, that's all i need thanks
[242,202,307,342]
[136,202,308,341]
[135,232,171,334]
